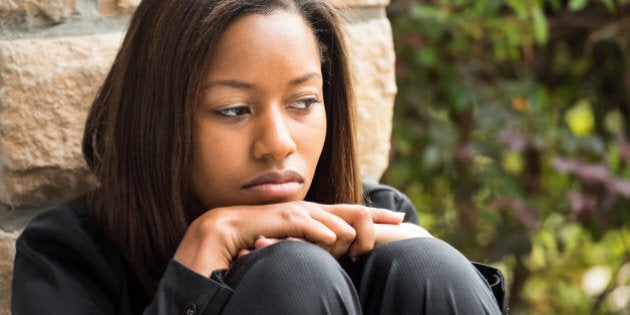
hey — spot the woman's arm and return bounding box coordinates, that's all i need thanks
[173,201,405,277]
[11,203,233,315]
[177,184,431,272]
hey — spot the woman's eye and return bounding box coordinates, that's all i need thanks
[215,106,251,117]
[291,98,321,110]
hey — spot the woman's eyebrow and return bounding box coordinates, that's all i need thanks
[204,80,253,90]
[289,72,322,85]
[204,72,322,90]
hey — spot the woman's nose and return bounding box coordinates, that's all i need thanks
[252,108,297,161]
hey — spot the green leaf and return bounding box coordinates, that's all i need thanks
[604,109,624,135]
[548,0,562,11]
[607,142,620,173]
[601,0,616,12]
[532,6,549,44]
[411,4,449,21]
[568,0,588,11]
[565,100,595,137]
[416,47,438,66]
[506,0,529,19]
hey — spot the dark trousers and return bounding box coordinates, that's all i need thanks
[220,237,502,314]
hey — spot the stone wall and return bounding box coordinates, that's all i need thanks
[0,0,396,312]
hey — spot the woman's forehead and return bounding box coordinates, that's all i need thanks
[206,11,322,83]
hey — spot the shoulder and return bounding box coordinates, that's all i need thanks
[13,196,128,303]
[362,182,419,224]
[13,196,140,313]
[15,195,126,276]
[362,182,413,210]
[17,196,102,252]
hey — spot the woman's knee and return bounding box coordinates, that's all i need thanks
[366,237,489,290]
[356,237,501,314]
[233,240,341,277]
[222,241,360,314]
[371,237,473,274]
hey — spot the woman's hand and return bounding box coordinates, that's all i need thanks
[248,222,433,259]
[318,204,405,259]
[173,202,404,277]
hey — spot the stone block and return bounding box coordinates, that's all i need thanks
[0,0,77,25]
[0,33,123,206]
[97,0,118,16]
[344,16,396,182]
[97,0,389,17]
[0,230,18,314]
[118,0,140,14]
[334,0,391,8]
[98,0,139,16]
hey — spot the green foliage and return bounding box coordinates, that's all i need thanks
[385,0,630,313]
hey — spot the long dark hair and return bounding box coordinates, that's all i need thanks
[82,0,360,296]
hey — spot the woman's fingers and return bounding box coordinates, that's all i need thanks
[174,203,339,276]
[239,236,281,257]
[234,203,359,259]
[318,204,376,260]
[316,204,410,260]
[244,203,339,251]
[237,249,251,257]
[261,204,410,259]
[369,207,406,224]
[252,237,309,250]
[175,202,416,278]
[252,236,307,249]
[341,206,405,259]
[305,204,357,258]
[254,236,276,248]
[339,206,374,260]
[238,237,298,258]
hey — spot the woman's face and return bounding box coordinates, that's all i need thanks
[191,11,327,210]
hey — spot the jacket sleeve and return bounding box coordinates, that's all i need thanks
[11,204,233,315]
[145,261,233,315]
[363,182,419,225]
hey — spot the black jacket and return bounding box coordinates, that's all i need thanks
[12,183,505,314]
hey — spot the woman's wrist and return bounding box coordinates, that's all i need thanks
[174,213,236,277]
[373,223,432,245]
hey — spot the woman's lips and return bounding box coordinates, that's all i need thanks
[242,170,305,199]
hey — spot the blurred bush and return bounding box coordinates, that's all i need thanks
[384,0,630,313]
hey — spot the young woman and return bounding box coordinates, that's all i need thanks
[12,0,506,314]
